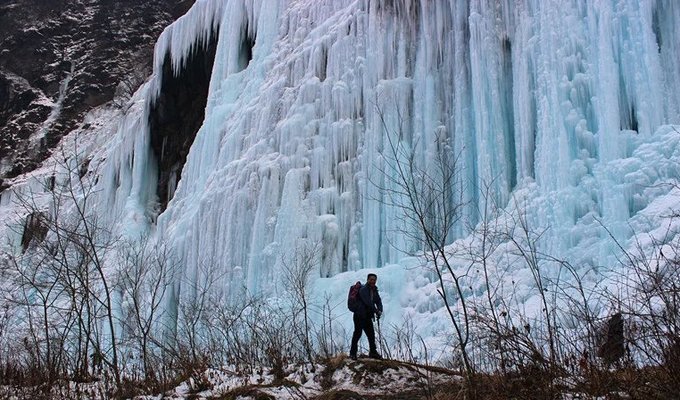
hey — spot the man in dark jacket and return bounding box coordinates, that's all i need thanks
[349,273,383,360]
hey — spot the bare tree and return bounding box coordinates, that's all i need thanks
[460,179,508,372]
[0,245,71,387]
[599,218,680,394]
[206,289,256,366]
[371,98,473,374]
[176,259,222,368]
[281,240,319,366]
[116,238,173,383]
[503,205,558,368]
[314,292,343,360]
[1,138,121,389]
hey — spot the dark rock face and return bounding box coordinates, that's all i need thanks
[0,0,195,180]
[20,211,48,252]
[597,312,625,367]
[149,33,218,212]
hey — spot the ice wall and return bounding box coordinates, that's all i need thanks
[100,0,680,299]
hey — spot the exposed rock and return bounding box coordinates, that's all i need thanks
[597,312,625,367]
[148,33,218,212]
[0,0,195,180]
[20,211,49,252]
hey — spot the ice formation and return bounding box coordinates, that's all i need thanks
[145,0,680,289]
[3,0,680,348]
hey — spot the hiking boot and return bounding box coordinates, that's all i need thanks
[349,353,357,360]
[368,352,382,359]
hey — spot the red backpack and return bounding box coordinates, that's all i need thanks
[347,281,362,312]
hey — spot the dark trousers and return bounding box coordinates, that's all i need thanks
[350,313,377,356]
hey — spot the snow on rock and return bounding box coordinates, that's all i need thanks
[133,357,462,400]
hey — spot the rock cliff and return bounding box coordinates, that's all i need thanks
[0,0,194,185]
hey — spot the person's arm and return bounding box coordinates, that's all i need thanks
[375,288,383,315]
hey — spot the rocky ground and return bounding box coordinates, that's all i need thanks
[149,356,462,400]
[0,356,465,400]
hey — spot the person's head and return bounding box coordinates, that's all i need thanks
[366,273,377,286]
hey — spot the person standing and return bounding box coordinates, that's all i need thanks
[349,273,383,360]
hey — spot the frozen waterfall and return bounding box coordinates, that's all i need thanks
[9,0,680,308]
[126,0,680,298]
